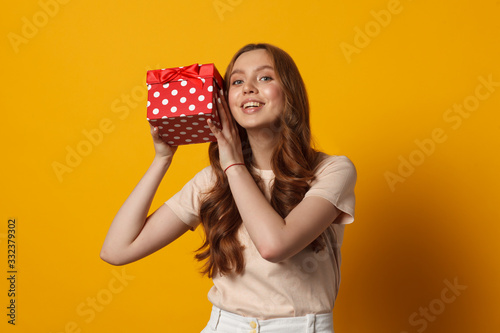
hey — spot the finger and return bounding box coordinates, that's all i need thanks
[215,93,230,130]
[149,123,158,137]
[149,124,167,144]
[219,93,239,130]
[219,92,229,110]
[218,91,236,132]
[207,118,224,142]
[207,118,221,134]
[150,124,159,139]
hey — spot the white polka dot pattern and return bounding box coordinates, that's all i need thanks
[146,63,223,146]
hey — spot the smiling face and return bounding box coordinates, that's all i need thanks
[227,49,285,132]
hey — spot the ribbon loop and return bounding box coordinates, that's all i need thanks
[149,63,204,89]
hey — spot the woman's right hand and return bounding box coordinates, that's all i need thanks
[149,124,178,160]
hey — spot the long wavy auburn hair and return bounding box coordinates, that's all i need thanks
[194,43,324,278]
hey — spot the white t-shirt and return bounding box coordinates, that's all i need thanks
[165,153,357,319]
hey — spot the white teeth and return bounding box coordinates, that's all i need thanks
[243,102,262,109]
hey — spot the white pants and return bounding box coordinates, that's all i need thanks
[201,305,334,333]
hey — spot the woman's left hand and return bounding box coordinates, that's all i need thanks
[207,92,244,170]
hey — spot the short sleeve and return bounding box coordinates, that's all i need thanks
[304,155,357,224]
[165,166,214,231]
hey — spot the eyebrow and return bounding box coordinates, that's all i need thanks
[230,65,274,78]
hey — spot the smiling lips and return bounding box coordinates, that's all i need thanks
[242,101,265,113]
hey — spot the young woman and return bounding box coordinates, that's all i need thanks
[100,43,357,333]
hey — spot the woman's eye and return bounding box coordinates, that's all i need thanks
[260,76,272,81]
[232,79,243,85]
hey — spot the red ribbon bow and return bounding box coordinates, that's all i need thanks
[148,63,204,88]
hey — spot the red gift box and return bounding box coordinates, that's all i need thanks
[146,63,224,146]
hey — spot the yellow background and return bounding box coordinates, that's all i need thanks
[1,0,499,332]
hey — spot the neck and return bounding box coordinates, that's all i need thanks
[246,128,280,170]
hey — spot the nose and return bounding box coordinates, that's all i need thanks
[243,80,258,94]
